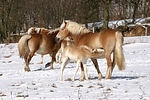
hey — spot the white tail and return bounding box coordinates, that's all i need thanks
[115,31,125,70]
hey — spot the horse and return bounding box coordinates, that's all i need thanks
[60,44,105,81]
[116,25,145,37]
[124,25,145,37]
[27,27,51,64]
[55,20,125,79]
[18,28,61,71]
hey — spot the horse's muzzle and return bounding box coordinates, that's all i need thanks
[55,37,60,43]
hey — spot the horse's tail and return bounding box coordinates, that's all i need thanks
[115,31,125,70]
[18,34,31,58]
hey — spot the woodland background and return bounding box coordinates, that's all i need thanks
[0,0,150,42]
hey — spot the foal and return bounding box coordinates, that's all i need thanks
[60,45,105,81]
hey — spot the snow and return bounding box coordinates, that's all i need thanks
[0,36,150,100]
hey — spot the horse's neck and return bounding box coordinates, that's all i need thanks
[71,32,91,46]
[71,34,81,45]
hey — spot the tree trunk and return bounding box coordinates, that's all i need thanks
[102,0,111,29]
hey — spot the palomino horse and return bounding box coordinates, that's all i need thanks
[18,28,61,71]
[27,27,51,64]
[60,44,105,81]
[55,20,125,79]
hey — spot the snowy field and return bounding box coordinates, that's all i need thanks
[0,36,150,100]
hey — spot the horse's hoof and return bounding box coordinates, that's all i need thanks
[105,76,111,79]
[98,74,103,80]
[50,67,54,70]
[24,68,30,72]
[79,78,84,81]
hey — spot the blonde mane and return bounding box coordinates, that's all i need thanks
[27,27,50,34]
[48,28,60,34]
[60,20,91,34]
[27,27,36,34]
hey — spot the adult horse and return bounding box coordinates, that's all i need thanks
[18,28,61,71]
[27,27,51,64]
[55,20,125,79]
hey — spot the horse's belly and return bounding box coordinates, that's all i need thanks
[36,48,49,55]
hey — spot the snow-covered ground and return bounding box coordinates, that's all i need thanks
[0,36,150,100]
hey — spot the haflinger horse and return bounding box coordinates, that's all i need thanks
[55,20,125,80]
[60,44,105,81]
[27,27,51,64]
[18,28,61,72]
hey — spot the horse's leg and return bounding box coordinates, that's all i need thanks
[83,63,89,81]
[79,62,85,81]
[111,52,116,72]
[91,58,102,80]
[57,49,62,64]
[49,54,54,69]
[105,53,113,79]
[72,60,80,81]
[25,51,35,72]
[24,52,29,72]
[60,57,70,81]
[39,55,43,64]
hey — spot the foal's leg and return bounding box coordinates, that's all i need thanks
[72,60,81,81]
[91,58,102,80]
[60,57,70,81]
[83,64,89,81]
[79,62,85,81]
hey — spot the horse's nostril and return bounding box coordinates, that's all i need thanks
[55,37,60,43]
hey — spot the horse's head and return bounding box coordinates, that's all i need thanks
[55,28,70,43]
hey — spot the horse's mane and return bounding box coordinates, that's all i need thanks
[27,27,36,34]
[61,20,91,35]
[27,27,49,34]
[48,28,60,34]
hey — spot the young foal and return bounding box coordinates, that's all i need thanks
[18,28,61,71]
[60,45,105,81]
[56,20,125,79]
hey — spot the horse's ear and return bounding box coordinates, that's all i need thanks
[63,20,65,23]
[63,20,67,25]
